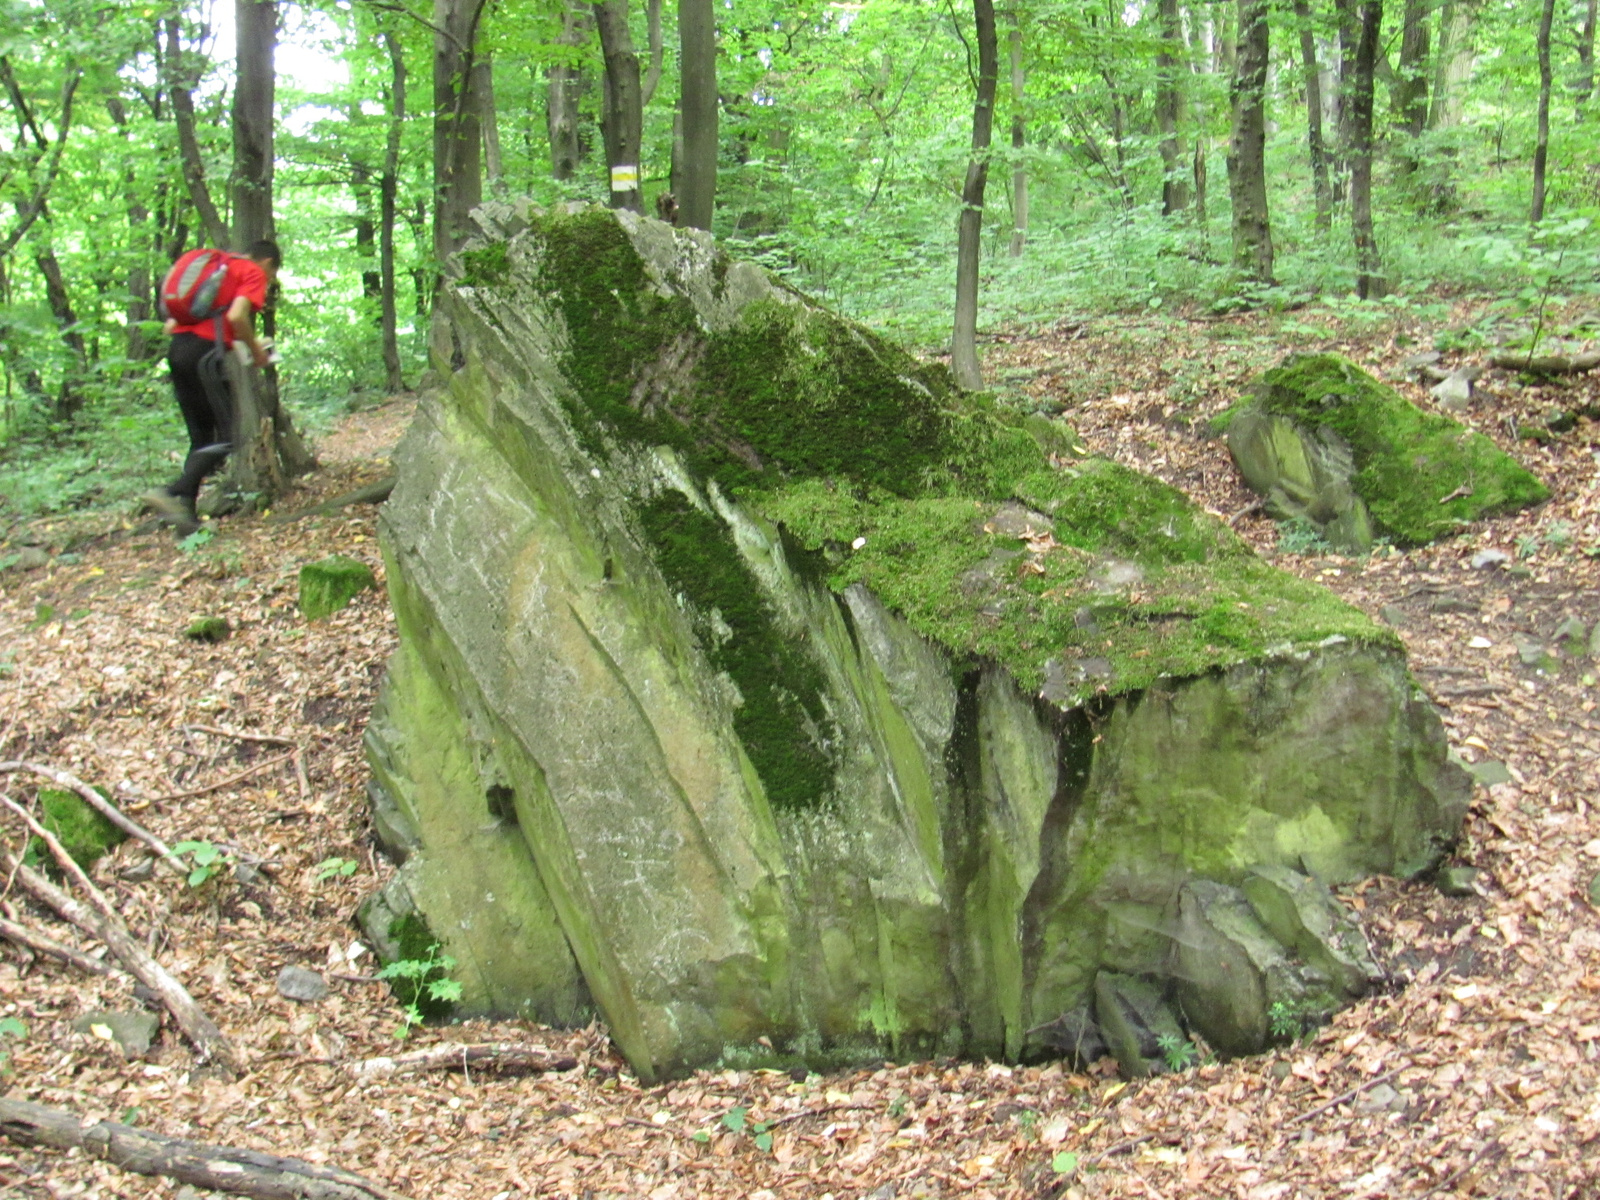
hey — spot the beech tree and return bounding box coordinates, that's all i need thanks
[1227,0,1273,281]
[678,0,717,229]
[951,0,997,391]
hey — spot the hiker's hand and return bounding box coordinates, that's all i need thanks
[163,319,177,334]
[251,344,270,369]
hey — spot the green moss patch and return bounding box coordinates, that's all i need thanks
[1220,353,1547,545]
[299,555,377,620]
[24,788,126,871]
[637,491,836,810]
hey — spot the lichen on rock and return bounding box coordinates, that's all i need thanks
[365,203,1468,1079]
[1219,353,1547,549]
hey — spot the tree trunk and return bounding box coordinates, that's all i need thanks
[594,0,643,212]
[1532,0,1555,224]
[1156,0,1191,216]
[1295,0,1334,228]
[106,96,154,363]
[433,0,489,262]
[1351,0,1385,297]
[1331,0,1359,203]
[1578,0,1597,120]
[1009,14,1028,254]
[475,56,504,193]
[1226,0,1273,282]
[35,247,86,421]
[1395,0,1429,135]
[643,0,664,105]
[231,0,275,252]
[1428,0,1478,129]
[547,4,591,181]
[163,17,229,249]
[678,0,717,230]
[952,0,998,392]
[381,31,406,392]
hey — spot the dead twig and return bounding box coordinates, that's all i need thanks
[1420,1137,1504,1197]
[346,1042,579,1081]
[0,760,186,878]
[0,912,122,977]
[0,1096,409,1200]
[143,752,294,803]
[0,842,242,1073]
[1227,499,1265,526]
[767,1101,874,1129]
[181,723,295,747]
[1285,1063,1407,1127]
[1086,1133,1156,1165]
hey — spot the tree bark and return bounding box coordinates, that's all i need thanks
[643,0,664,105]
[35,247,87,421]
[1226,0,1273,282]
[231,0,275,252]
[433,0,489,262]
[1351,0,1385,297]
[1295,0,1334,228]
[594,0,643,212]
[952,0,997,392]
[1394,0,1429,135]
[474,56,503,193]
[547,4,591,180]
[1578,0,1597,120]
[106,96,155,363]
[0,1097,406,1200]
[1008,13,1028,254]
[1428,0,1478,129]
[1155,0,1191,216]
[678,0,717,229]
[163,18,229,249]
[1331,0,1359,202]
[381,31,406,391]
[1532,0,1555,223]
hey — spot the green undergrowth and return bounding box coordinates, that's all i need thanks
[1215,353,1549,545]
[23,788,126,872]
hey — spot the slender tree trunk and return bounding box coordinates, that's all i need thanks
[1295,0,1334,228]
[1532,0,1555,223]
[35,247,86,421]
[231,0,275,253]
[433,0,489,262]
[1578,0,1597,120]
[1351,0,1385,297]
[475,57,503,193]
[1392,0,1429,181]
[678,0,717,229]
[1156,0,1191,216]
[1189,10,1211,249]
[1331,0,1359,203]
[1428,0,1477,129]
[163,18,229,249]
[952,0,998,392]
[1008,14,1028,254]
[547,5,591,180]
[643,0,664,105]
[1226,0,1273,281]
[594,0,643,212]
[381,32,406,392]
[106,97,154,362]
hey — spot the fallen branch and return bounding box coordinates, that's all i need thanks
[181,727,312,804]
[0,845,242,1073]
[144,752,294,804]
[0,760,186,878]
[268,475,396,525]
[348,1041,578,1080]
[1488,349,1600,374]
[1420,1137,1503,1197]
[0,913,122,977]
[1285,1063,1407,1127]
[0,1096,409,1200]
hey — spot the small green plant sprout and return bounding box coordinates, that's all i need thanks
[1517,532,1542,560]
[1276,517,1332,556]
[1015,1108,1040,1139]
[177,527,215,555]
[171,839,232,887]
[0,1015,27,1074]
[1269,998,1325,1042]
[1542,521,1573,551]
[313,856,359,883]
[716,1104,775,1151]
[1156,1031,1197,1071]
[888,1093,910,1119]
[1052,1150,1079,1175]
[377,946,462,1038]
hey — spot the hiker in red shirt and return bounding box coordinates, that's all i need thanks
[144,240,280,535]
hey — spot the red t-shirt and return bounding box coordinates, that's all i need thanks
[170,256,269,345]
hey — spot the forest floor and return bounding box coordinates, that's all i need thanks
[0,300,1598,1200]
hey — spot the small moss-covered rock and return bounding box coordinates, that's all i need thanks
[1093,973,1187,1078]
[1220,353,1547,548]
[299,555,376,619]
[184,616,231,643]
[26,788,126,871]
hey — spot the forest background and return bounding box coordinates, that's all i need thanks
[0,0,1595,518]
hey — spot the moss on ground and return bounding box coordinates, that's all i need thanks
[24,788,126,871]
[1219,353,1548,545]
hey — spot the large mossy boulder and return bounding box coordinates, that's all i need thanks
[364,203,1469,1080]
[1220,353,1547,550]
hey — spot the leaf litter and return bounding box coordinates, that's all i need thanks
[0,314,1597,1199]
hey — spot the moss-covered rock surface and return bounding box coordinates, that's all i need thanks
[1220,353,1547,549]
[367,204,1469,1079]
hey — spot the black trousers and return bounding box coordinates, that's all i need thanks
[166,332,233,501]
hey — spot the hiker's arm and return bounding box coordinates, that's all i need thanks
[228,295,269,368]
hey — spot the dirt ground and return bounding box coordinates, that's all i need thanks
[0,306,1598,1199]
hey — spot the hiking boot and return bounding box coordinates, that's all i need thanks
[142,489,201,537]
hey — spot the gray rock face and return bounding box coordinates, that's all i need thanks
[73,1009,159,1057]
[276,965,328,1003]
[363,204,1468,1079]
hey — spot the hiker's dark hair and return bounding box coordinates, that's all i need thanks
[247,239,282,268]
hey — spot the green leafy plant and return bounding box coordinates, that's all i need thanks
[0,1015,27,1074]
[1156,1031,1197,1071]
[171,839,233,887]
[1052,1150,1079,1175]
[1269,998,1326,1042]
[313,856,359,883]
[177,527,215,555]
[377,945,462,1038]
[1276,517,1332,555]
[713,1104,775,1152]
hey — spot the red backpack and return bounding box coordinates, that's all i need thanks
[159,248,237,327]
